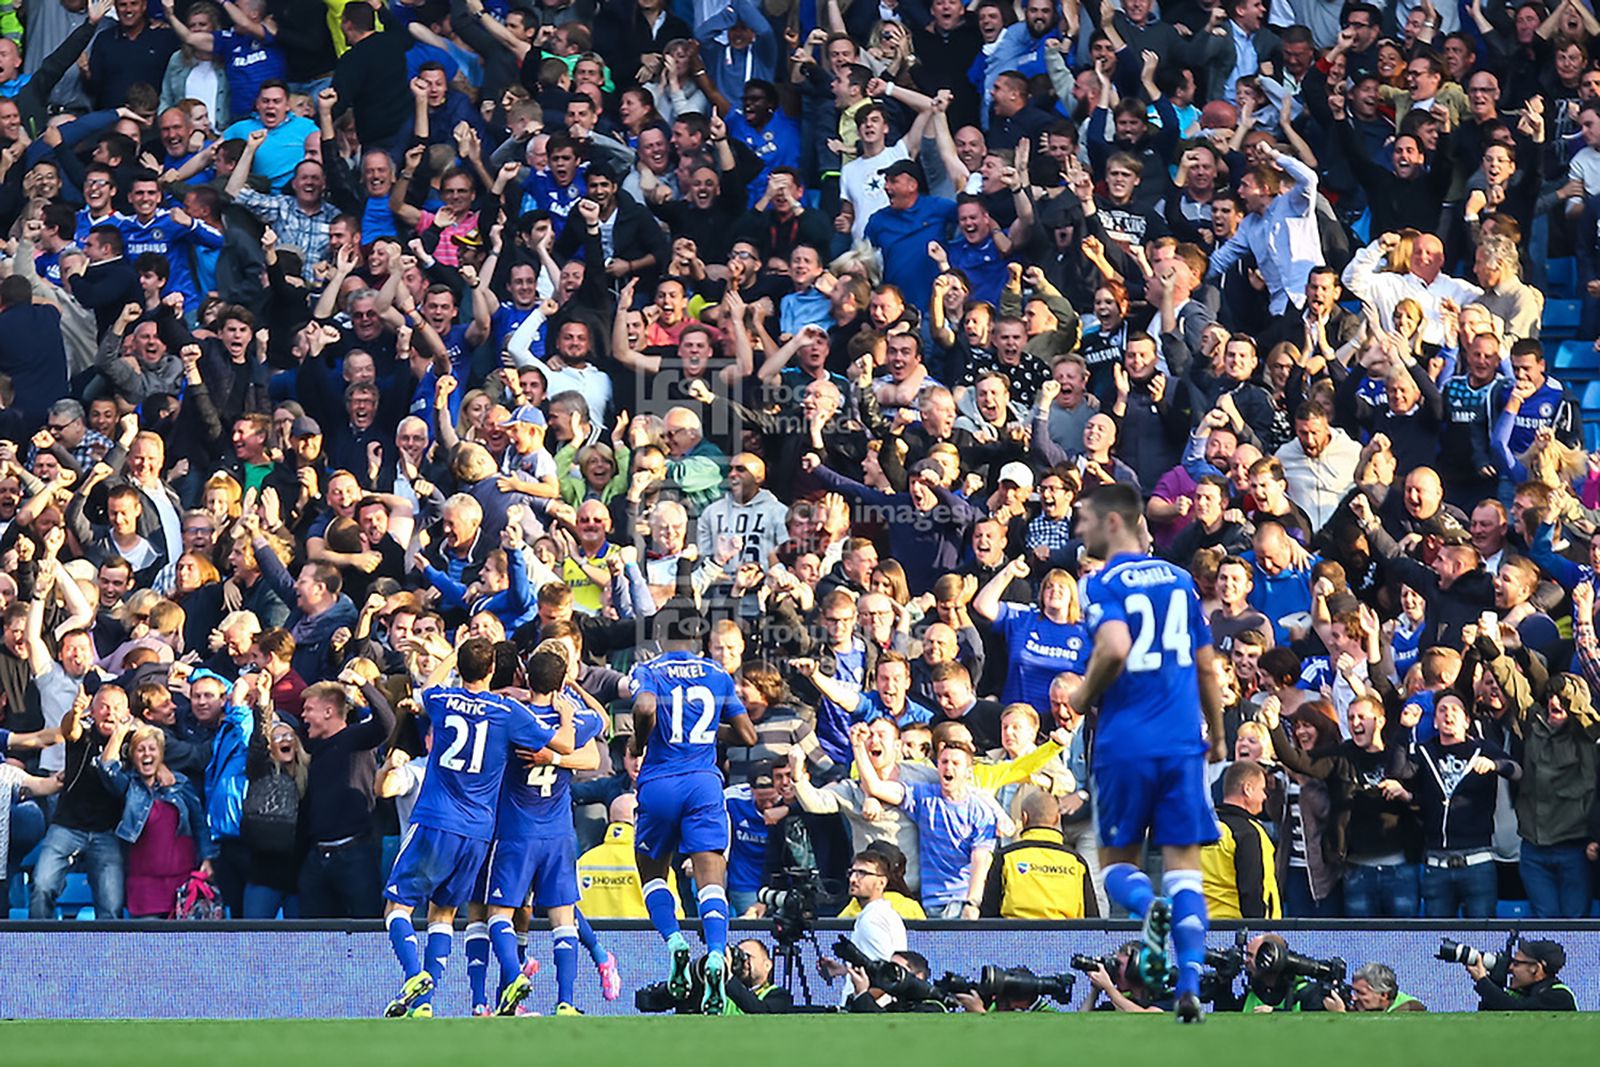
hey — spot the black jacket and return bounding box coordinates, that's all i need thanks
[1268,727,1417,863]
[1475,975,1578,1011]
[331,8,413,146]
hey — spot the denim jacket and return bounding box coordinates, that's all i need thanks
[96,760,217,861]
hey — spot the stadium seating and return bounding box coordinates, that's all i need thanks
[1544,299,1583,338]
[55,873,94,921]
[1545,257,1578,300]
[1555,339,1600,378]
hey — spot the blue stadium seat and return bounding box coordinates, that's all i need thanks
[1546,257,1578,299]
[1555,339,1600,376]
[1495,899,1531,919]
[1587,420,1600,452]
[56,872,93,919]
[1582,380,1600,416]
[1544,299,1582,335]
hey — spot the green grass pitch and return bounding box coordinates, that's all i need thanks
[4,1013,1596,1066]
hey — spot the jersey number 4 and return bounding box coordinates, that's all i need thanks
[667,685,718,745]
[525,764,558,796]
[1125,590,1193,672]
[439,714,489,774]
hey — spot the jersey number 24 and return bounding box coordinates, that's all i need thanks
[1125,590,1193,673]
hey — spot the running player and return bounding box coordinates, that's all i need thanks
[381,639,576,1018]
[1068,484,1227,1023]
[475,641,609,1016]
[630,627,757,1015]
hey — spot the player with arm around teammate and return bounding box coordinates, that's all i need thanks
[381,638,576,1018]
[631,619,759,1016]
[1067,483,1228,1024]
[464,640,607,1016]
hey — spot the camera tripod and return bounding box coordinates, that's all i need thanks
[771,928,820,1006]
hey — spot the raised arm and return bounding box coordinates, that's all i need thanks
[973,557,1029,622]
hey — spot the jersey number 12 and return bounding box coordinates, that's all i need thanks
[667,685,718,745]
[439,715,489,774]
[1125,590,1192,672]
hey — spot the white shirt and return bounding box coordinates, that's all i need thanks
[1208,152,1324,314]
[840,141,909,240]
[841,897,908,1005]
[1275,428,1363,533]
[138,482,183,563]
[1341,238,1484,346]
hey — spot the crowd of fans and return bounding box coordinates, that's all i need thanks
[0,0,1597,925]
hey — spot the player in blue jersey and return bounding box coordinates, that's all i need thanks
[381,638,576,1018]
[630,627,757,1015]
[463,640,608,1016]
[1068,484,1227,1024]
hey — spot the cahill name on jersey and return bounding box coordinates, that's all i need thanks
[1081,553,1212,760]
[630,651,746,783]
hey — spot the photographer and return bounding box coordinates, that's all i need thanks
[817,850,909,1005]
[1079,943,1168,1013]
[1324,963,1427,1012]
[1240,934,1332,1013]
[843,950,948,1013]
[725,940,797,1014]
[1468,940,1579,1011]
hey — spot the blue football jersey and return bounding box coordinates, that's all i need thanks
[496,689,608,834]
[630,651,747,784]
[1081,553,1212,761]
[409,686,558,841]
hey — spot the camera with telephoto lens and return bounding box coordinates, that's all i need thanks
[1201,930,1250,1002]
[938,966,1076,1009]
[1252,939,1349,1003]
[757,867,821,943]
[636,954,717,1014]
[1070,953,1115,975]
[1436,932,1517,987]
[833,936,944,1004]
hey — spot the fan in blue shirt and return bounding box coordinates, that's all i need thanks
[117,181,223,309]
[1068,484,1227,1023]
[863,162,958,312]
[381,639,575,1019]
[628,637,756,1015]
[854,730,998,914]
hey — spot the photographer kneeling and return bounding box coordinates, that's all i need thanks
[1468,940,1578,1011]
[1239,934,1342,1012]
[725,940,796,1014]
[1078,943,1171,1013]
[841,949,949,1013]
[1324,963,1427,1012]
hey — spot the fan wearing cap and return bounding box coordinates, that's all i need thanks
[1467,938,1578,1010]
[862,158,958,314]
[494,405,559,499]
[723,761,781,915]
